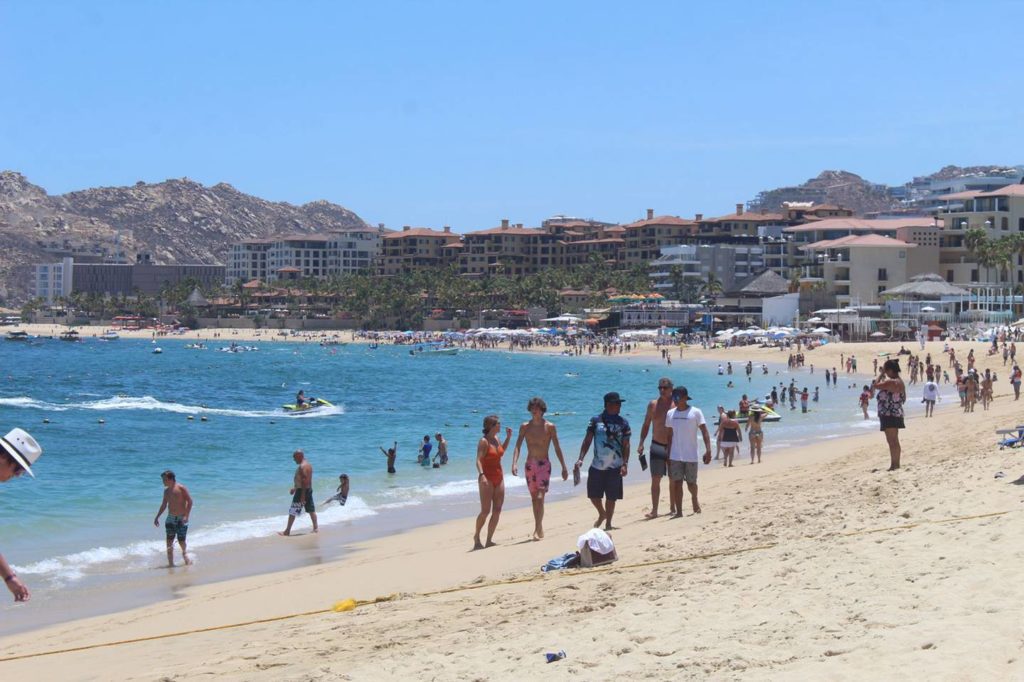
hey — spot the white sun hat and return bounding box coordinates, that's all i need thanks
[1,428,42,477]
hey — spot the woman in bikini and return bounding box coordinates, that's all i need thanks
[473,414,512,550]
[746,405,765,464]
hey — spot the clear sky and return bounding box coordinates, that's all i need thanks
[2,0,1022,231]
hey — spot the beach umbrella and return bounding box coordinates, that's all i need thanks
[806,316,823,323]
[812,326,831,333]
[870,331,887,338]
[920,306,936,312]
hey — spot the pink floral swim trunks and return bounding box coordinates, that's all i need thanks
[525,458,552,495]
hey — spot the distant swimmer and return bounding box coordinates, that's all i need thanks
[511,397,568,541]
[154,469,193,566]
[322,473,350,507]
[434,433,448,465]
[379,442,397,474]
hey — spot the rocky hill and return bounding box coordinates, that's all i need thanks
[748,170,899,215]
[0,172,367,304]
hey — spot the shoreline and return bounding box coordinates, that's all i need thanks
[2,335,1019,679]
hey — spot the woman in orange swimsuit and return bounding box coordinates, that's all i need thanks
[474,414,512,550]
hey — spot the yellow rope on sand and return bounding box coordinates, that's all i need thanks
[0,509,1010,664]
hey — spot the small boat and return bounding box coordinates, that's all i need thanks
[320,339,348,347]
[98,331,120,341]
[5,330,30,341]
[367,343,379,350]
[217,344,258,353]
[152,347,163,354]
[281,398,333,412]
[410,343,459,356]
[59,330,81,342]
[716,406,782,425]
[184,342,207,350]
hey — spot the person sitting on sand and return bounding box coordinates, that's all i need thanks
[512,397,568,540]
[154,470,193,566]
[322,474,349,506]
[474,415,511,549]
[380,442,397,474]
[575,392,631,531]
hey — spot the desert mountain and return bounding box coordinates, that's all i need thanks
[0,172,366,304]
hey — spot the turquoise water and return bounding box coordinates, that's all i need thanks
[0,339,897,588]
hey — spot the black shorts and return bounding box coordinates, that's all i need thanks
[879,416,905,431]
[291,488,315,513]
[587,466,623,501]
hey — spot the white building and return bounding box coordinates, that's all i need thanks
[33,257,74,304]
[227,228,381,284]
[650,243,765,293]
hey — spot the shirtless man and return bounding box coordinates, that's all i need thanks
[153,470,193,566]
[637,377,674,518]
[379,441,397,474]
[512,397,568,540]
[280,450,317,536]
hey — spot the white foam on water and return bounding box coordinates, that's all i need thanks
[0,395,344,419]
[13,496,376,584]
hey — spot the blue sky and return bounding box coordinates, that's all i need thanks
[2,1,1022,230]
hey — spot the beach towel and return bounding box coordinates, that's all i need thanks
[541,552,580,572]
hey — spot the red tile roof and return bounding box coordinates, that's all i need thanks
[978,183,1024,197]
[708,211,785,222]
[804,234,916,250]
[622,215,694,229]
[383,228,460,240]
[783,217,935,233]
[464,226,545,236]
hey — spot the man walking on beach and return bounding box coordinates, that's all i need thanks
[637,378,674,518]
[512,397,568,540]
[153,470,194,566]
[281,450,317,536]
[664,388,712,517]
[0,428,42,601]
[575,392,631,531]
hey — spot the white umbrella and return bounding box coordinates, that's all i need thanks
[806,316,823,323]
[920,306,936,312]
[870,331,887,337]
[812,326,831,333]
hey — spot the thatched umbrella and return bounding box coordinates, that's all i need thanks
[880,274,969,298]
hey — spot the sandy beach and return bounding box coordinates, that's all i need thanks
[1,334,1022,680]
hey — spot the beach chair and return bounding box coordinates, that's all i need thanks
[995,425,1024,449]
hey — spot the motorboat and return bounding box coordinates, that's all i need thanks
[59,330,82,342]
[99,331,120,341]
[152,347,163,354]
[5,330,30,341]
[716,406,782,425]
[281,398,333,412]
[217,344,258,353]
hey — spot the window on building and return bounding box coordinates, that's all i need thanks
[1002,217,1009,230]
[970,269,978,281]
[877,268,887,281]
[946,270,954,282]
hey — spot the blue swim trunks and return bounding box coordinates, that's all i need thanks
[165,514,188,541]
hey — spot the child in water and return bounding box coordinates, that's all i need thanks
[322,474,350,507]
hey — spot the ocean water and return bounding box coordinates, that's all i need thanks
[0,339,934,591]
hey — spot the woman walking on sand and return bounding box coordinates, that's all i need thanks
[872,359,906,471]
[473,414,512,549]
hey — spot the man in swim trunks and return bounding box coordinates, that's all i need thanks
[379,442,397,473]
[637,377,674,518]
[434,433,448,465]
[281,450,317,536]
[512,397,568,540]
[154,469,193,566]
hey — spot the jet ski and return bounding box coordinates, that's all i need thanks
[282,398,333,412]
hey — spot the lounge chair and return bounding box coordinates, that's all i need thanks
[996,425,1024,449]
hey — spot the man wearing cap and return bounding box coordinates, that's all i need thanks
[0,428,43,601]
[664,388,711,517]
[575,392,631,531]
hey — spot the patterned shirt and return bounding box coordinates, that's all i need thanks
[586,412,631,470]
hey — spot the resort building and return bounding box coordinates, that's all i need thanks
[34,258,226,300]
[621,210,696,265]
[931,181,1024,285]
[381,226,461,276]
[697,204,789,238]
[458,221,560,276]
[227,228,381,283]
[649,243,766,294]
